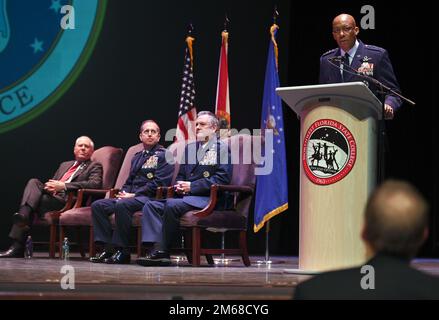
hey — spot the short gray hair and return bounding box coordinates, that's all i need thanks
[197,111,219,130]
[75,136,95,149]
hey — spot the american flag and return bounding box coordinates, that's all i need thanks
[175,33,197,142]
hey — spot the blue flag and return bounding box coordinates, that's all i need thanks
[254,24,288,232]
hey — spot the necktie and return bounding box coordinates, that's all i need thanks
[341,53,350,82]
[60,162,80,182]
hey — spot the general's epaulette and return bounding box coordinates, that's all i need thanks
[153,145,167,156]
[364,44,385,52]
[321,48,336,56]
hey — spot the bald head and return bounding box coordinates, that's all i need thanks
[363,180,429,259]
[333,14,357,28]
[332,13,359,52]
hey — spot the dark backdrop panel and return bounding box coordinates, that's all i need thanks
[0,0,437,257]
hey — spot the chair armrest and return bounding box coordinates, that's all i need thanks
[216,185,254,194]
[57,191,76,212]
[74,188,111,208]
[192,185,221,218]
[166,186,175,198]
[156,187,169,199]
[109,188,120,198]
[44,191,76,222]
[192,184,254,218]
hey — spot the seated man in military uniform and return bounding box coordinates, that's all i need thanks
[90,120,174,264]
[137,111,232,266]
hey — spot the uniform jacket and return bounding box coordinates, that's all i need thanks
[121,143,174,202]
[177,138,232,209]
[319,40,402,110]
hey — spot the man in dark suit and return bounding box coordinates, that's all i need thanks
[136,111,232,266]
[294,180,439,299]
[0,136,103,258]
[319,14,402,119]
[90,120,174,264]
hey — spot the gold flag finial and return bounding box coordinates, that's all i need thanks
[270,24,279,70]
[186,36,195,65]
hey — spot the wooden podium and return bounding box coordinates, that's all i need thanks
[277,82,382,272]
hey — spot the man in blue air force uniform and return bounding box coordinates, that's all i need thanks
[137,111,232,266]
[90,120,174,264]
[319,14,402,119]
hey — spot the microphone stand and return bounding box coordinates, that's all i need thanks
[327,59,415,182]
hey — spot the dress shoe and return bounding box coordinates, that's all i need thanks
[90,251,114,263]
[136,251,171,266]
[12,213,28,226]
[0,245,24,258]
[104,250,131,264]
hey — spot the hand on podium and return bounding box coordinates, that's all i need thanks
[384,104,394,120]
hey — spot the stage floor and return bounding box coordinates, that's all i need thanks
[0,253,438,300]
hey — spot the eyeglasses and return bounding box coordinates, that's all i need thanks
[332,26,354,34]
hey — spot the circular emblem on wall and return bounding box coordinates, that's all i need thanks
[302,119,357,185]
[0,0,107,133]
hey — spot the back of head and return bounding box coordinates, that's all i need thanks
[363,180,429,259]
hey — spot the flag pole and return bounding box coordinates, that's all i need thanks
[214,14,237,265]
[256,220,273,265]
[173,23,197,263]
[273,6,279,24]
[256,7,285,267]
[224,13,229,31]
[216,13,232,139]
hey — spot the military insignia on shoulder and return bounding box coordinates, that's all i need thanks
[147,172,154,179]
[203,171,210,178]
[199,149,217,166]
[365,44,383,52]
[322,48,336,56]
[143,155,159,169]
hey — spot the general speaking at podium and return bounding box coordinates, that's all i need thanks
[319,13,402,120]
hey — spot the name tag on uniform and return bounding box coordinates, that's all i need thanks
[199,149,217,166]
[143,155,158,169]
